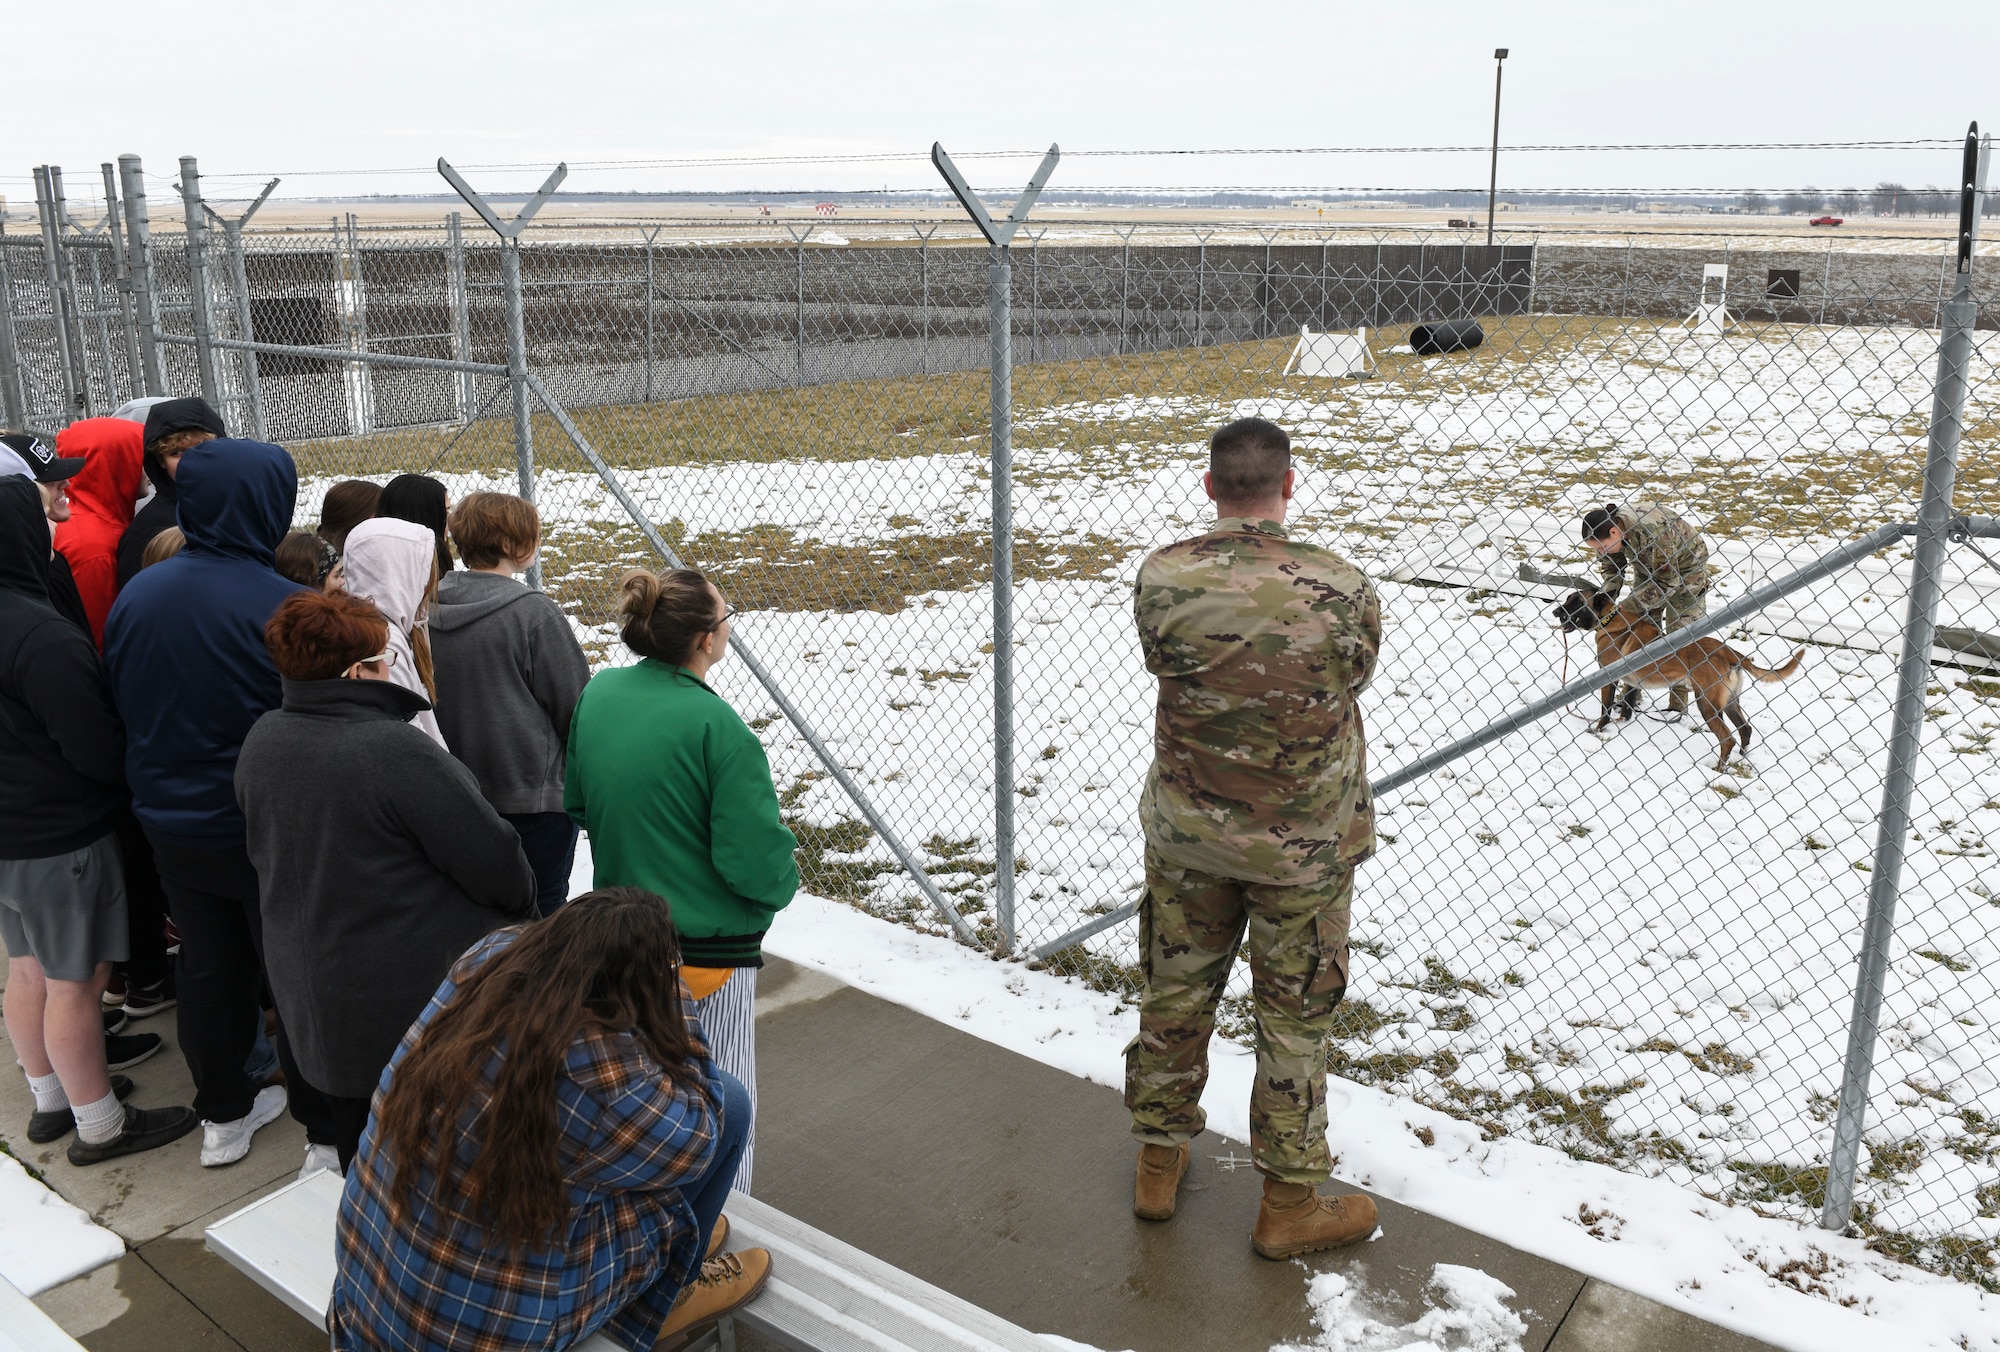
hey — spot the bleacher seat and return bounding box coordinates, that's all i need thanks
[206,1170,1049,1351]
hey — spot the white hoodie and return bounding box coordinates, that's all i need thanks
[341,517,448,748]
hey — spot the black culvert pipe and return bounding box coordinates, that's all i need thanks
[1409,318,1485,355]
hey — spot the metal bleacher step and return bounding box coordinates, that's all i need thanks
[204,1169,1048,1352]
[0,1273,87,1352]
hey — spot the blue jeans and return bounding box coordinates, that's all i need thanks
[684,1068,752,1249]
[501,813,578,918]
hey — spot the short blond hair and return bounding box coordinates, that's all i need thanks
[448,492,540,569]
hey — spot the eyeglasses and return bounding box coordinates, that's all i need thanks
[710,604,739,631]
[360,649,398,669]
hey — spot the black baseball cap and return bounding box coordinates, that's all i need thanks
[142,397,227,450]
[0,432,84,482]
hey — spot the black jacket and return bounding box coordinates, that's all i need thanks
[115,452,177,588]
[235,676,536,1097]
[0,479,126,859]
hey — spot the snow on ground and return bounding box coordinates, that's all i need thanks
[0,1150,123,1295]
[738,886,2000,1352]
[1276,1265,1529,1352]
[311,315,2000,1289]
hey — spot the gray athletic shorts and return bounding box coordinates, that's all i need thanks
[0,834,129,982]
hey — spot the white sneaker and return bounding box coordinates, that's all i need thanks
[298,1142,341,1181]
[199,1084,287,1167]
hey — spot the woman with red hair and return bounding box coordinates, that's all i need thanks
[236,591,534,1173]
[52,418,147,649]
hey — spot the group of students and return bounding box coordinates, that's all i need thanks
[1,402,803,1349]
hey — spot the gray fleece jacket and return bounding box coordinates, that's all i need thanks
[429,570,591,815]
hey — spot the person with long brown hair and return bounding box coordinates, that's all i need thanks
[341,517,445,748]
[238,590,534,1176]
[565,569,797,1196]
[328,888,769,1352]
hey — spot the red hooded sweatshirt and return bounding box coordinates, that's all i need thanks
[53,417,148,649]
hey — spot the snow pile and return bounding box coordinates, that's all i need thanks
[0,1150,123,1295]
[1275,1265,1527,1352]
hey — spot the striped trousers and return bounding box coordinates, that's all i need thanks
[689,969,757,1194]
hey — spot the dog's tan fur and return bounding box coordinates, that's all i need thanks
[1560,591,1805,770]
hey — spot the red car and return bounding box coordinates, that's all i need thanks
[1810,215,1844,226]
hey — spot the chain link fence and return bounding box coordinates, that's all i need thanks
[5,150,1999,1292]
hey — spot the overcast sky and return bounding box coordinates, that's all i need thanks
[8,0,1995,207]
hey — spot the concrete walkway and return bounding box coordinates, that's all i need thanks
[3,956,1782,1351]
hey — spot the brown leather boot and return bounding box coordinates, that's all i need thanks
[1252,1179,1378,1259]
[656,1248,772,1348]
[1133,1142,1190,1221]
[705,1214,730,1260]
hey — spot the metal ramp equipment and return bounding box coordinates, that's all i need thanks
[205,1170,1050,1352]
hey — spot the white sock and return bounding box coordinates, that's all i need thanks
[27,1070,67,1114]
[73,1091,125,1145]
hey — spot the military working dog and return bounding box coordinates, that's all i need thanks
[1554,589,1804,770]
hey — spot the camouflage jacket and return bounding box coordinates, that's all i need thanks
[1134,517,1380,885]
[1597,502,1710,612]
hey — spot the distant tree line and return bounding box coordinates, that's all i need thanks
[1740,184,1998,217]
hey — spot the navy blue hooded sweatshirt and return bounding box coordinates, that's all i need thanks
[104,439,305,846]
[0,478,128,858]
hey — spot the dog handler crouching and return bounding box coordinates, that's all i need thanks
[1125,416,1381,1258]
[1580,501,1711,716]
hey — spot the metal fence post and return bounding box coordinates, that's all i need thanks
[501,242,535,504]
[1193,230,1210,345]
[0,241,26,427]
[1319,231,1329,330]
[48,167,104,416]
[32,167,86,421]
[641,226,660,402]
[1028,228,1041,365]
[933,140,1060,956]
[100,163,143,401]
[445,212,475,421]
[437,158,567,592]
[178,157,221,407]
[210,179,278,440]
[789,225,811,383]
[916,224,939,375]
[1117,225,1134,355]
[118,155,164,396]
[1370,239,1383,329]
[988,245,1016,951]
[1820,125,1986,1234]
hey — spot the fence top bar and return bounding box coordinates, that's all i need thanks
[154,332,508,377]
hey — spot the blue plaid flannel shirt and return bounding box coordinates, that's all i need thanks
[329,932,723,1351]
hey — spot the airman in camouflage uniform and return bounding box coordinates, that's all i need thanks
[1583,500,1712,715]
[1125,417,1380,1259]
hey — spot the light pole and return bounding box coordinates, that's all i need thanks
[1487,48,1509,247]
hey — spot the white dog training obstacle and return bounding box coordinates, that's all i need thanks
[206,1170,1051,1352]
[1283,326,1375,378]
[1682,263,1738,335]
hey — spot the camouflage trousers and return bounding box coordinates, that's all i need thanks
[1125,845,1352,1185]
[1620,590,1707,708]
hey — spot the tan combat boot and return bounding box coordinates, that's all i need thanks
[1133,1142,1190,1221]
[1667,685,1690,716]
[705,1214,730,1260]
[1252,1179,1378,1259]
[656,1248,772,1348]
